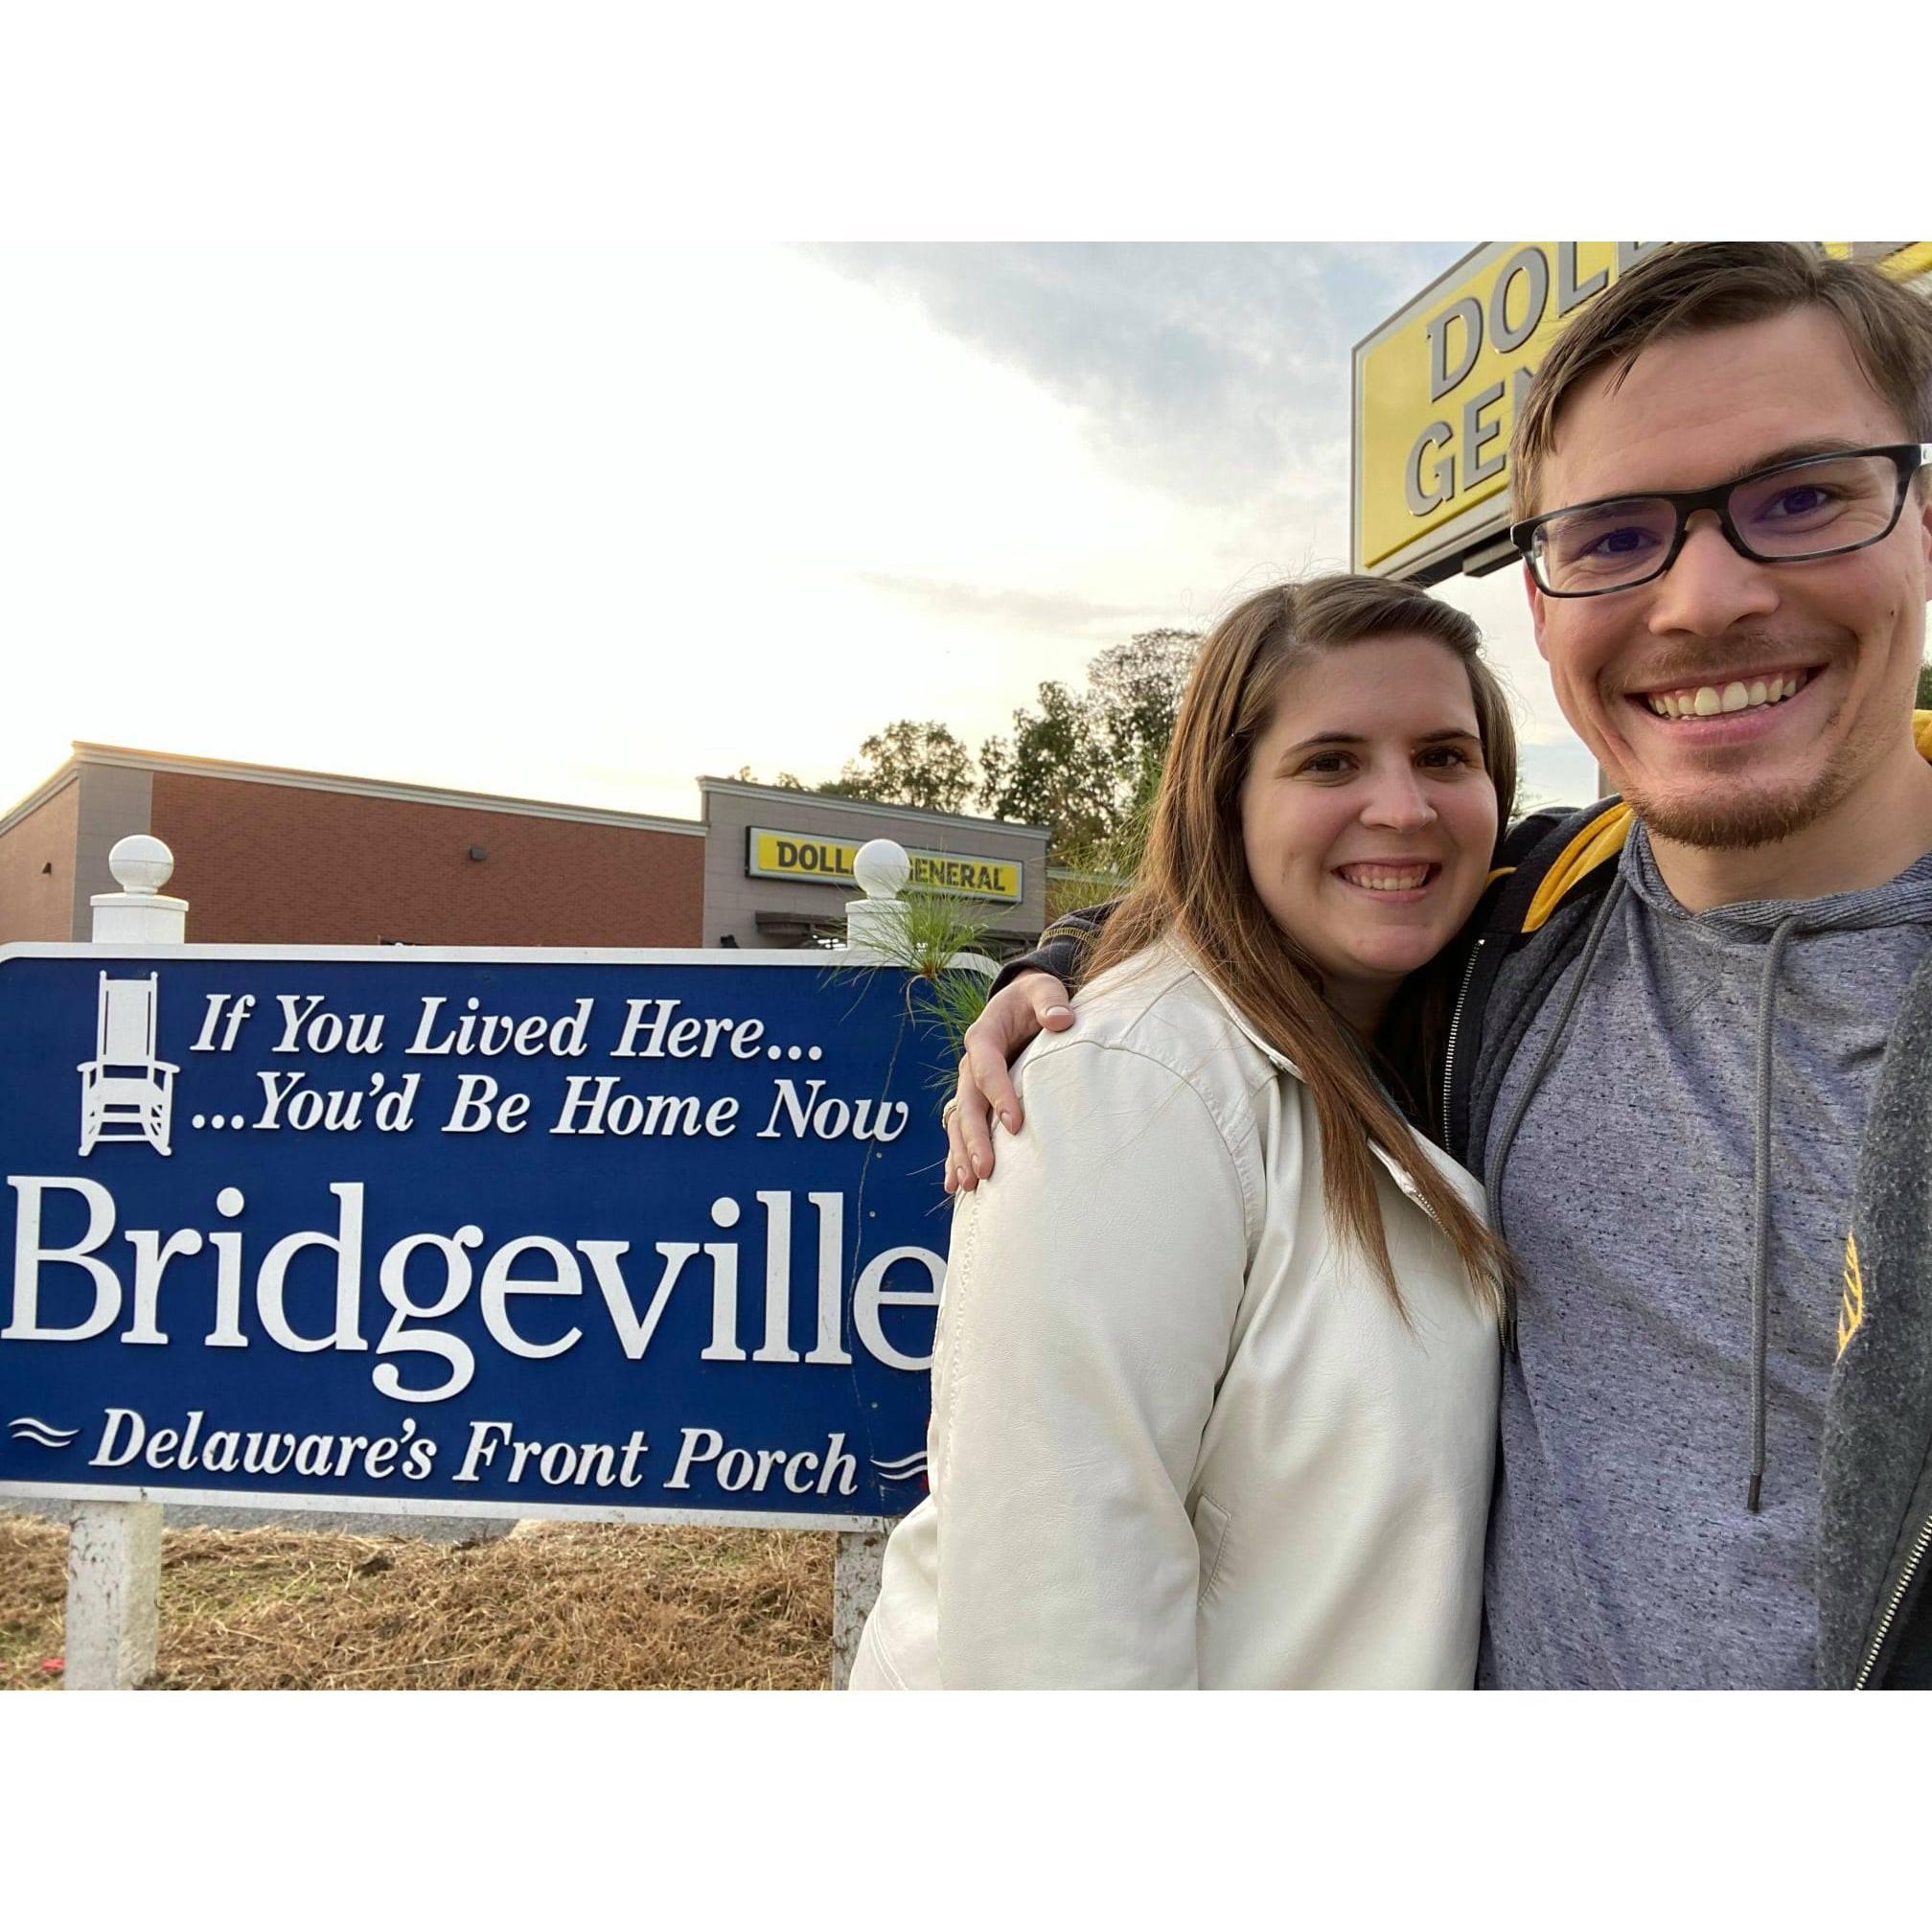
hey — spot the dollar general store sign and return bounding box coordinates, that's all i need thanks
[748,829,1022,902]
[1352,241,1932,584]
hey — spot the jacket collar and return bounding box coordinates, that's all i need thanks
[1161,936,1443,1214]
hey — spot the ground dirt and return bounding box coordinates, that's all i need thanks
[0,1514,834,1690]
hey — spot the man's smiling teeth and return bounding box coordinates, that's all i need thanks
[1644,672,1806,719]
[1337,863,1431,892]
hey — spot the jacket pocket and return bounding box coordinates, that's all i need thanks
[1192,1492,1231,1603]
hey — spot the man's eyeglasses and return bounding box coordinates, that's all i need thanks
[1509,443,1932,598]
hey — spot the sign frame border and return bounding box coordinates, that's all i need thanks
[0,938,937,1534]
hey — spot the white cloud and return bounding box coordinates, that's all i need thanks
[1,242,1599,823]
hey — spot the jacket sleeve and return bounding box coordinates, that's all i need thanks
[928,1037,1254,1688]
[987,901,1116,999]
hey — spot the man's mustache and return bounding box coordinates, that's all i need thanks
[1614,632,1839,691]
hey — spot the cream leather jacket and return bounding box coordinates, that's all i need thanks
[853,941,1501,1690]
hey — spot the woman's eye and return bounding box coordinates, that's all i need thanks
[1418,747,1474,770]
[1299,753,1353,775]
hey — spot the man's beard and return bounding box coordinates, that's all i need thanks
[1619,758,1854,852]
[1606,637,1854,851]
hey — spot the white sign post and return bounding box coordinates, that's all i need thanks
[831,840,915,1688]
[63,835,186,1689]
[829,838,994,1686]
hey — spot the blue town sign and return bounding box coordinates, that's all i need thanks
[0,946,959,1529]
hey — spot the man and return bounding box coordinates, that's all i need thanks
[944,242,1932,1688]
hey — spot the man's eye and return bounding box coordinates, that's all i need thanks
[1582,525,1657,558]
[1756,483,1842,522]
[1770,486,1829,515]
[1548,508,1669,570]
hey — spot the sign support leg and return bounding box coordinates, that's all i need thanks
[831,1529,885,1689]
[64,1501,163,1690]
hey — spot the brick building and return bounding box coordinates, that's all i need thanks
[0,746,1053,954]
[0,744,706,947]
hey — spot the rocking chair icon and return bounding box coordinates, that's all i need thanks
[78,972,178,1156]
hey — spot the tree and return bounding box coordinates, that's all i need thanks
[819,720,977,816]
[1918,658,1932,710]
[978,679,1116,854]
[1086,629,1201,805]
[979,629,1201,874]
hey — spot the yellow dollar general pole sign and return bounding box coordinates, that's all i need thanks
[748,829,1022,902]
[1352,241,1932,585]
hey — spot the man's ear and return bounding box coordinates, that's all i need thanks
[1916,480,1932,604]
[1525,564,1552,663]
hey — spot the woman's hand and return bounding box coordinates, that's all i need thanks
[943,973,1074,1193]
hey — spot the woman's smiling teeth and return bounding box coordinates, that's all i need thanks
[1643,670,1808,719]
[1336,862,1435,892]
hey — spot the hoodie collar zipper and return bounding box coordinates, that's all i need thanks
[1439,936,1487,1149]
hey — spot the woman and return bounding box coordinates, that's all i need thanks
[852,574,1518,1689]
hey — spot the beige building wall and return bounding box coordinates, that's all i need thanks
[699,778,1048,954]
[73,761,155,934]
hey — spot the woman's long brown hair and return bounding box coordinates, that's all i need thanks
[1082,574,1517,1318]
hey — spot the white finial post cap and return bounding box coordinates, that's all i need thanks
[107,835,176,896]
[852,839,910,900]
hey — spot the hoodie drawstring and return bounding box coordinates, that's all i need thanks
[1747,914,1802,1513]
[1488,876,1809,1515]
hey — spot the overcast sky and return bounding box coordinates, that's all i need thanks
[2,242,1601,828]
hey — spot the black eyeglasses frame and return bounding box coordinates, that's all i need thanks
[1507,441,1932,598]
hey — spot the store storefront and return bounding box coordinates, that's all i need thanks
[699,776,1048,955]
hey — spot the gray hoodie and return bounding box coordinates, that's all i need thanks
[1475,824,1932,1688]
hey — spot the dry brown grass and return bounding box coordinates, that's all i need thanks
[0,1514,834,1690]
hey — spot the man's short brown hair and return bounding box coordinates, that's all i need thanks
[1509,242,1932,518]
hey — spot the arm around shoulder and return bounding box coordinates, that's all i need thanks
[988,900,1116,999]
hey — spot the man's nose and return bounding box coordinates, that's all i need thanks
[1644,509,1780,638]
